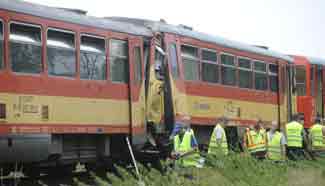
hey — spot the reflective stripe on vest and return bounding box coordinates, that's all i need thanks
[174,131,199,167]
[208,124,228,155]
[310,124,325,149]
[267,131,282,160]
[286,121,303,147]
[247,129,266,153]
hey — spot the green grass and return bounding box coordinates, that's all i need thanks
[73,154,325,186]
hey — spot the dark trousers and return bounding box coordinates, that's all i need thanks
[287,147,305,161]
[251,151,266,160]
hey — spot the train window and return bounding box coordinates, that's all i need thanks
[202,49,218,83]
[181,45,199,81]
[310,66,315,96]
[254,61,268,90]
[169,43,179,79]
[109,39,128,83]
[295,66,306,96]
[47,29,76,77]
[9,22,42,74]
[221,54,236,86]
[202,49,217,61]
[133,46,142,83]
[269,64,278,92]
[238,58,252,88]
[0,21,3,70]
[80,35,106,80]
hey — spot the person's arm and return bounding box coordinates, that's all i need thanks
[280,134,287,160]
[242,132,248,152]
[191,133,199,150]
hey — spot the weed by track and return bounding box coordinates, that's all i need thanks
[73,154,325,186]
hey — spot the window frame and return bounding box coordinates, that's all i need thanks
[0,19,4,71]
[181,44,200,81]
[46,27,76,78]
[79,33,107,81]
[133,46,143,84]
[201,48,219,84]
[237,56,253,89]
[220,52,237,86]
[9,21,43,75]
[109,38,129,84]
[169,43,180,79]
[269,63,279,93]
[253,60,269,91]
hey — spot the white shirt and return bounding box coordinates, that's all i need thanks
[215,127,224,140]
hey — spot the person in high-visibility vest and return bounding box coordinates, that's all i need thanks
[243,121,267,160]
[171,116,201,168]
[208,117,229,156]
[285,113,306,160]
[309,116,325,157]
[266,121,287,161]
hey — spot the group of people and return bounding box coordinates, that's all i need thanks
[171,114,325,168]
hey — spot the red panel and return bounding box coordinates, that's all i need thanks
[297,96,315,128]
[0,124,145,134]
[0,72,128,99]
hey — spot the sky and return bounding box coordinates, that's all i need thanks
[25,0,325,58]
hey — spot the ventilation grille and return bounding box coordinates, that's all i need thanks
[41,105,49,120]
[0,103,6,119]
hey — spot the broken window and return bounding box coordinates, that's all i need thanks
[10,22,42,74]
[80,35,106,80]
[47,29,76,77]
[109,39,128,83]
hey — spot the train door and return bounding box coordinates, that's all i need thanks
[146,36,166,134]
[315,65,324,117]
[128,37,146,144]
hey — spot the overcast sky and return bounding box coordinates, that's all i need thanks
[25,0,325,58]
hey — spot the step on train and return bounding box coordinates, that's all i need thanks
[0,0,324,175]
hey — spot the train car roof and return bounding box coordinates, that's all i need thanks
[0,0,153,37]
[307,57,325,66]
[108,17,293,63]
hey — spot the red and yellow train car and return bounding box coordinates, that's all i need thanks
[0,0,149,165]
[292,56,325,128]
[111,18,296,148]
[0,0,298,173]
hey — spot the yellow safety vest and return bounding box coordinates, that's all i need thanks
[267,131,283,160]
[174,130,200,167]
[310,123,325,150]
[208,124,228,155]
[246,129,266,153]
[286,121,303,147]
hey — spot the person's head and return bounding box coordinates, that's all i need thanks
[298,113,305,124]
[270,120,278,132]
[254,120,263,132]
[216,116,229,127]
[314,114,322,124]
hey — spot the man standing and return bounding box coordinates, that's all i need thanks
[171,116,201,168]
[309,116,325,157]
[208,117,229,156]
[243,121,267,160]
[267,121,287,161]
[285,114,305,160]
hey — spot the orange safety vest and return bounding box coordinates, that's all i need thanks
[246,128,266,153]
